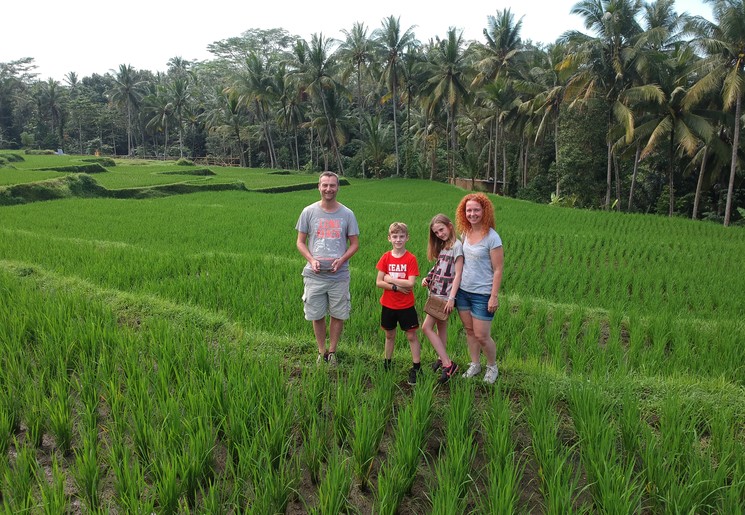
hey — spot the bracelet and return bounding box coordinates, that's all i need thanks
[448,297,455,301]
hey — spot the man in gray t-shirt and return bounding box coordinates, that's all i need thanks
[296,171,359,365]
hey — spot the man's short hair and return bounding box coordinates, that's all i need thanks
[319,171,339,184]
[388,222,408,235]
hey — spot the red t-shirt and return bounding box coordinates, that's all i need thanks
[376,250,419,309]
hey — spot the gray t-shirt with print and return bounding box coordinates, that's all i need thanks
[460,228,502,295]
[296,202,359,281]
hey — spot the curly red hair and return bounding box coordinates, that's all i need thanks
[455,193,496,236]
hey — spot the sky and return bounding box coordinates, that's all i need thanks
[2,0,713,82]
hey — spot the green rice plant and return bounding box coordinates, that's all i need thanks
[298,365,331,434]
[109,435,146,513]
[45,376,73,455]
[23,373,46,448]
[311,447,353,515]
[480,385,524,515]
[221,359,262,460]
[2,438,37,513]
[73,429,101,512]
[706,407,745,512]
[376,373,435,514]
[178,409,215,506]
[376,461,409,515]
[128,370,154,464]
[247,446,300,515]
[350,388,389,490]
[332,363,366,448]
[261,391,296,470]
[0,403,12,460]
[302,410,330,485]
[543,310,566,371]
[617,387,643,463]
[429,380,476,513]
[641,393,721,513]
[38,455,68,514]
[153,456,181,515]
[526,379,582,514]
[199,478,226,515]
[569,382,642,514]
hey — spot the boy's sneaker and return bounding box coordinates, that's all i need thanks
[438,362,459,384]
[326,352,337,366]
[407,366,421,386]
[431,359,443,372]
[316,353,326,365]
[484,364,499,384]
[462,362,482,379]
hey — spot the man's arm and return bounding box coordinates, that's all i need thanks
[297,231,320,273]
[331,234,359,272]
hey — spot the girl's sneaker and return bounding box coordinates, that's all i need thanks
[431,359,443,372]
[438,362,459,384]
[462,362,482,379]
[483,364,499,384]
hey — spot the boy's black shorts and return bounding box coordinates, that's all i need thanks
[381,305,419,331]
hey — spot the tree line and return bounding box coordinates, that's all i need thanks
[1,0,743,225]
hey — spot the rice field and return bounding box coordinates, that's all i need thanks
[1,156,744,513]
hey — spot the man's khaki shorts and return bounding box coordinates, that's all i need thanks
[302,275,351,321]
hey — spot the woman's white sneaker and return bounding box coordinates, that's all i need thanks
[462,362,482,378]
[483,364,499,384]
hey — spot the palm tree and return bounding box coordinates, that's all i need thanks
[276,70,306,170]
[563,0,663,209]
[688,0,745,226]
[399,45,428,177]
[109,64,145,156]
[228,53,281,167]
[338,22,377,137]
[635,45,712,216]
[472,8,526,87]
[168,77,191,158]
[290,34,346,174]
[525,43,574,195]
[374,16,419,176]
[471,8,528,193]
[144,85,174,159]
[36,78,66,148]
[421,28,472,181]
[359,113,392,177]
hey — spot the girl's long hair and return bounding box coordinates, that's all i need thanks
[427,214,456,261]
[455,193,496,236]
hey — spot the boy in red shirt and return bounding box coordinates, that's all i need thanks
[376,222,422,385]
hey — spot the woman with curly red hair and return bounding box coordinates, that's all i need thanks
[454,193,504,384]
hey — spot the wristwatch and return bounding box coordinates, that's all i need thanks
[392,284,398,292]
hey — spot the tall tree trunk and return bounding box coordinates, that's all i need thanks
[502,137,508,196]
[628,143,641,211]
[523,138,530,188]
[392,78,400,176]
[668,128,675,217]
[555,122,560,196]
[605,139,613,210]
[294,126,300,171]
[724,95,741,226]
[614,154,621,211]
[319,94,344,174]
[693,145,708,220]
[493,117,500,195]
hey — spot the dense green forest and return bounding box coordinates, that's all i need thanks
[1,0,744,224]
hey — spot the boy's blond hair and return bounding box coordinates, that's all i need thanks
[388,222,409,236]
